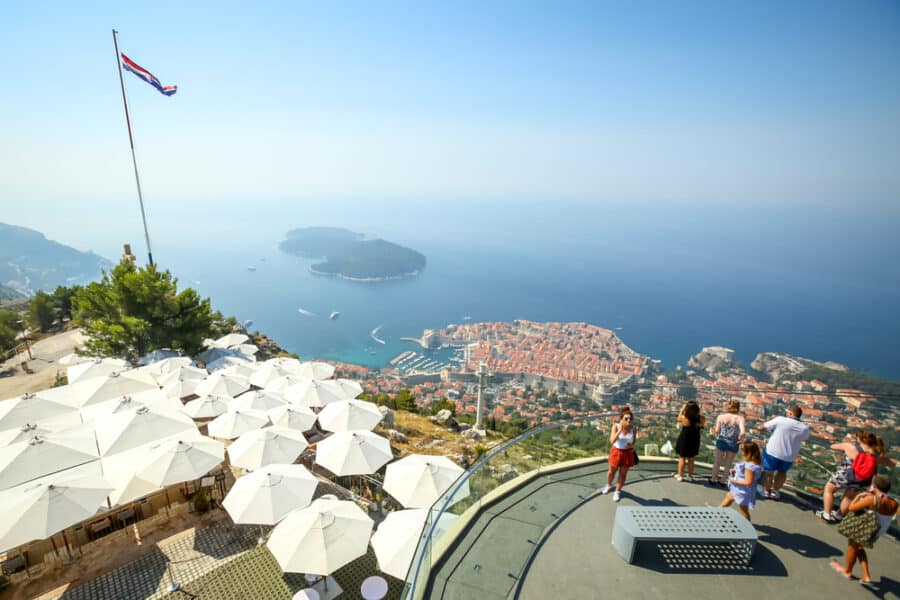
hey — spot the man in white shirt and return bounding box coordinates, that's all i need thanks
[761,404,811,499]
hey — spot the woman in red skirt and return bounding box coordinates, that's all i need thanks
[602,406,637,502]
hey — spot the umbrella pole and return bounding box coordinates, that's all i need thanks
[50,536,60,558]
[258,525,265,545]
[61,531,74,562]
[164,488,172,518]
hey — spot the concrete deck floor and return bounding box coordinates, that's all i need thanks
[425,461,899,600]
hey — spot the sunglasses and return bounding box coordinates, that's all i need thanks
[622,417,632,421]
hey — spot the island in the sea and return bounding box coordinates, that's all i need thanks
[279,226,426,281]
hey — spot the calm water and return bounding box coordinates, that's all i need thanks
[119,200,900,378]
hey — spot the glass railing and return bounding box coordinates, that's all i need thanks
[401,403,899,599]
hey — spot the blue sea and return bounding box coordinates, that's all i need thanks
[114,199,900,379]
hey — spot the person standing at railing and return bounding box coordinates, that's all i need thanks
[719,441,763,521]
[817,431,879,523]
[674,400,705,482]
[708,400,746,487]
[761,404,811,499]
[602,406,637,502]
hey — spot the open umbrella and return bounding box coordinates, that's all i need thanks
[370,508,459,580]
[137,350,185,367]
[315,430,392,476]
[198,347,254,367]
[0,426,100,490]
[284,379,348,409]
[194,372,250,398]
[317,400,382,432]
[248,358,304,388]
[66,358,130,384]
[335,378,364,398]
[79,390,183,424]
[42,371,160,409]
[136,437,224,487]
[230,390,287,413]
[263,374,312,395]
[227,427,308,471]
[182,395,231,420]
[207,354,257,373]
[222,464,317,525]
[95,405,198,456]
[383,454,468,509]
[0,392,80,432]
[159,365,207,399]
[208,333,250,349]
[267,404,317,432]
[266,497,373,575]
[207,409,269,440]
[295,361,335,380]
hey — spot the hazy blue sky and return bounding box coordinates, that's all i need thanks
[2,0,899,248]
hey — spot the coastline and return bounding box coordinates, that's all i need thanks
[308,266,421,282]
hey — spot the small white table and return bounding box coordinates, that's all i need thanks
[292,589,319,600]
[360,575,388,600]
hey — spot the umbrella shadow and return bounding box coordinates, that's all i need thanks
[59,546,169,599]
[191,522,258,561]
[754,524,841,559]
[859,576,900,599]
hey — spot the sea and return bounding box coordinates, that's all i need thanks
[63,198,900,379]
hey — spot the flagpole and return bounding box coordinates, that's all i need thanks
[112,29,155,267]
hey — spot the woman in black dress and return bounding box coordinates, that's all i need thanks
[674,400,705,481]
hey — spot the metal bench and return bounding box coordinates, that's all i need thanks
[611,506,757,565]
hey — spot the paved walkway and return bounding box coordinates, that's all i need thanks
[0,328,86,399]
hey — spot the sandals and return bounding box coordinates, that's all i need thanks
[830,561,853,580]
[816,510,835,523]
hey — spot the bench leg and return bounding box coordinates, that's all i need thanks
[611,520,637,563]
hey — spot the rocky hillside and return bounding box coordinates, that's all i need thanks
[750,351,848,382]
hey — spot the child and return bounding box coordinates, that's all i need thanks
[720,441,763,521]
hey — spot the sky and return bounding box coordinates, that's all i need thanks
[1,1,899,252]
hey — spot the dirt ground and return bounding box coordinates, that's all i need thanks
[0,329,86,400]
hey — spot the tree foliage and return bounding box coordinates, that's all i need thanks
[27,291,56,332]
[0,309,19,351]
[72,260,214,362]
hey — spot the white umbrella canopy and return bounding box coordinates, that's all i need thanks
[383,454,468,509]
[226,427,308,471]
[370,509,459,580]
[158,365,207,386]
[266,497,374,575]
[206,355,257,373]
[194,372,250,398]
[248,358,304,388]
[136,437,224,487]
[317,400,382,432]
[230,390,287,413]
[182,395,231,420]
[79,389,182,424]
[66,358,130,384]
[43,371,160,409]
[0,416,83,448]
[267,404,317,432]
[284,379,349,409]
[0,426,100,490]
[209,333,250,349]
[198,347,253,367]
[295,361,335,380]
[137,350,184,367]
[334,378,364,399]
[95,405,198,456]
[263,374,312,395]
[222,464,317,526]
[0,392,80,432]
[0,475,113,551]
[58,352,90,366]
[315,430,393,477]
[207,409,269,440]
[235,343,259,356]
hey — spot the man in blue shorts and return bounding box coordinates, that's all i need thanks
[761,404,811,499]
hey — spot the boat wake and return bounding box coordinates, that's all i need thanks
[370,324,386,345]
[297,307,318,317]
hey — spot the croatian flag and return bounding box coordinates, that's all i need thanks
[121,53,177,96]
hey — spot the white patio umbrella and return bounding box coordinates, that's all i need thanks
[209,333,250,349]
[157,365,207,385]
[0,392,80,432]
[44,370,160,409]
[263,374,312,395]
[136,437,224,487]
[161,377,204,400]
[79,389,182,424]
[182,395,231,420]
[370,508,459,580]
[0,426,100,490]
[230,390,287,413]
[137,350,183,367]
[207,409,269,440]
[295,361,335,380]
[284,379,348,409]
[198,347,252,367]
[95,405,198,456]
[383,454,468,509]
[66,358,130,384]
[0,416,82,448]
[235,343,259,356]
[267,404,317,432]
[222,464,317,525]
[194,372,250,398]
[335,378,364,398]
[317,400,382,432]
[227,427,308,471]
[315,430,392,477]
[266,497,374,575]
[206,354,257,373]
[0,475,113,552]
[247,358,303,388]
[58,352,90,366]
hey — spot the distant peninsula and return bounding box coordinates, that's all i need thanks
[279,227,426,281]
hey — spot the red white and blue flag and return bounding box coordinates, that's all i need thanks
[121,53,177,96]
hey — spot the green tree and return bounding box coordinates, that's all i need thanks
[0,309,19,351]
[430,397,456,416]
[394,389,417,413]
[72,260,214,362]
[51,285,81,321]
[27,291,56,332]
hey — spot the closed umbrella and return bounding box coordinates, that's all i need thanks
[227,427,308,471]
[230,390,287,413]
[383,454,468,509]
[370,508,459,580]
[136,437,224,486]
[222,464,317,525]
[194,372,250,398]
[317,400,382,432]
[267,404,317,432]
[182,395,231,420]
[207,409,269,440]
[315,430,392,476]
[284,379,348,409]
[266,497,373,575]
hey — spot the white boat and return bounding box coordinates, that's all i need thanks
[330,311,340,320]
[370,325,386,345]
[297,307,318,317]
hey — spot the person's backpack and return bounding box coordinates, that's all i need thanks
[851,452,877,483]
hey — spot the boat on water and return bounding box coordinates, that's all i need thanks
[330,311,340,320]
[247,265,257,271]
[463,315,473,321]
[370,324,386,345]
[297,308,318,317]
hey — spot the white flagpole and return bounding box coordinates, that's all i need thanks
[112,29,155,267]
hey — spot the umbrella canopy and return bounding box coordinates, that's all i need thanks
[136,437,224,487]
[206,354,257,373]
[267,404,317,432]
[58,352,90,366]
[208,333,250,349]
[207,409,269,440]
[137,350,183,367]
[0,475,113,550]
[263,374,312,395]
[315,430,392,476]
[370,509,459,580]
[230,390,287,413]
[44,371,160,409]
[317,400,382,432]
[335,378,364,399]
[0,427,100,490]
[198,347,254,367]
[383,454,468,509]
[235,343,259,356]
[66,358,130,384]
[295,361,335,380]
[227,427,308,471]
[284,379,348,409]
[182,395,231,420]
[95,405,198,456]
[79,389,182,424]
[266,498,374,575]
[247,358,304,388]
[0,392,80,432]
[222,464,317,525]
[158,365,207,386]
[0,417,82,448]
[194,372,250,398]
